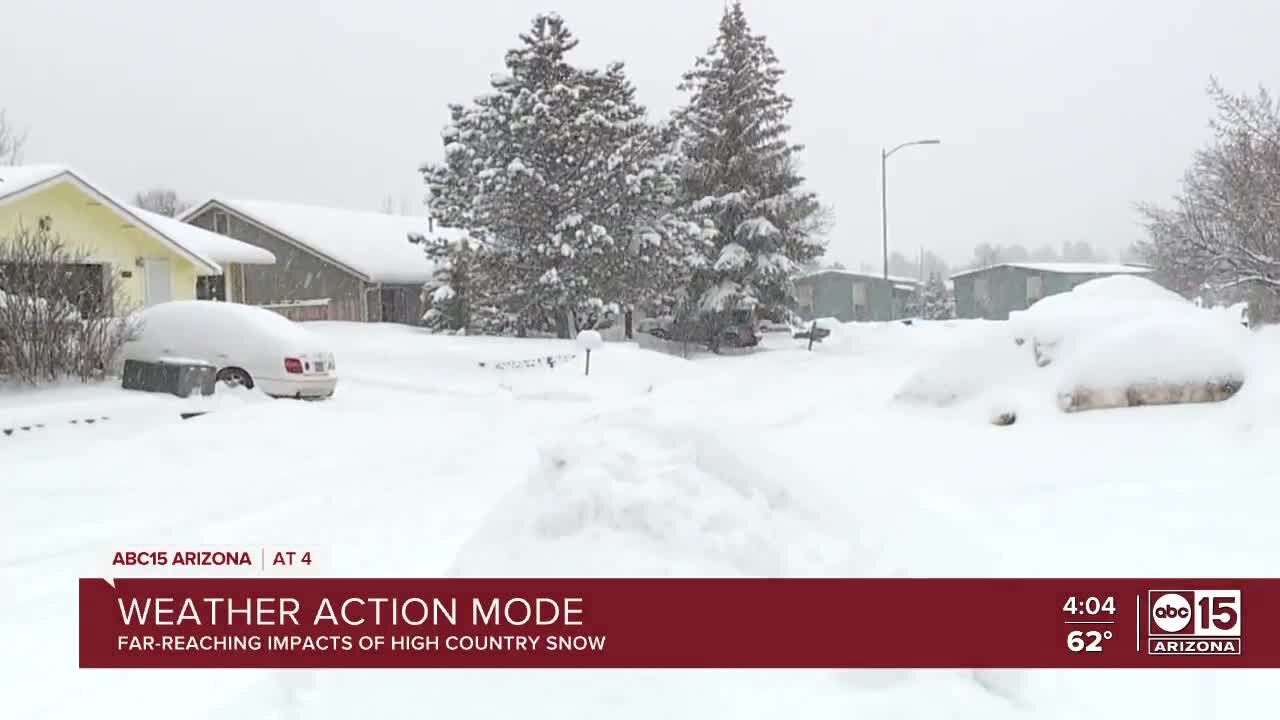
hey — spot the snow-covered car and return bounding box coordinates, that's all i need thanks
[897,275,1254,418]
[1007,275,1189,367]
[119,300,338,399]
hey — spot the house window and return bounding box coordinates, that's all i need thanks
[795,283,814,314]
[1026,275,1044,303]
[973,276,990,303]
[380,288,405,323]
[196,275,226,301]
[213,211,230,235]
[852,282,869,307]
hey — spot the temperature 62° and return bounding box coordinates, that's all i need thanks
[1067,630,1112,652]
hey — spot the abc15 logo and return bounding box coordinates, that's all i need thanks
[1148,590,1242,637]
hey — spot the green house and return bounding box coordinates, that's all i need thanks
[950,262,1152,320]
[793,269,919,322]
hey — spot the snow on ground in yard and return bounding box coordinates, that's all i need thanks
[4,317,1280,718]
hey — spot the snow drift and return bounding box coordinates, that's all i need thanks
[893,325,1038,407]
[449,408,858,578]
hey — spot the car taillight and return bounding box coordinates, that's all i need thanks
[284,357,304,374]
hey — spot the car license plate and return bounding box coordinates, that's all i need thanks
[314,361,326,373]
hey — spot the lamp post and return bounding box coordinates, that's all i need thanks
[881,139,941,281]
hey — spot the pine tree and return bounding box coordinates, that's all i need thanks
[918,273,955,320]
[902,284,922,319]
[422,14,700,338]
[676,2,826,318]
[418,235,484,334]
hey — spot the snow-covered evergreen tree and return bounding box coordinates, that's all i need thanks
[918,273,955,320]
[676,2,826,317]
[417,234,482,333]
[422,13,701,337]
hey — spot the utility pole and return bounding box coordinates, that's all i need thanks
[880,138,942,280]
[880,138,941,321]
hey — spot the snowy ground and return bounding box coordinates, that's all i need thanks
[4,318,1280,718]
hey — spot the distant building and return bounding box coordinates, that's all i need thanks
[950,262,1152,320]
[792,269,919,322]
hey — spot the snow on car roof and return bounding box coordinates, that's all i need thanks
[183,198,467,285]
[950,262,1152,279]
[140,300,315,342]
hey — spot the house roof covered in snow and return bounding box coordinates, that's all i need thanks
[0,165,275,274]
[132,207,276,267]
[180,197,466,285]
[794,267,921,286]
[949,262,1152,280]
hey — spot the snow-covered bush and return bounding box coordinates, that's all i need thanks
[0,222,136,383]
[917,273,955,320]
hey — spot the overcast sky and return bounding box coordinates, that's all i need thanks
[2,0,1276,269]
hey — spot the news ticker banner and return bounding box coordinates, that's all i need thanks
[79,578,1279,669]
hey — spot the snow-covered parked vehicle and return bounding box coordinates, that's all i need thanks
[118,301,338,399]
[1023,276,1253,412]
[897,275,1254,418]
[1006,275,1190,367]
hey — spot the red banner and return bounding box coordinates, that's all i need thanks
[79,578,1277,669]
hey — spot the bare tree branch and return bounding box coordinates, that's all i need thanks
[0,220,138,384]
[1138,79,1280,320]
[133,188,188,217]
[0,109,29,166]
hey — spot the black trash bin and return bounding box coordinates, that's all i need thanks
[122,358,217,398]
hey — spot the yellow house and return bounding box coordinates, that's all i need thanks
[0,165,275,311]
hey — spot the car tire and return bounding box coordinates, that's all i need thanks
[216,366,255,390]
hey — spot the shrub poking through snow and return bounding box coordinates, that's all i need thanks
[0,221,137,384]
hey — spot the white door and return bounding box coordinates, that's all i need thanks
[143,259,172,306]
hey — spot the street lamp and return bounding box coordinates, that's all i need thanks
[881,138,940,280]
